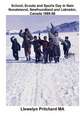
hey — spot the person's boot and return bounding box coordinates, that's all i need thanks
[15,56,19,60]
[29,56,31,61]
[26,57,28,61]
[35,59,38,63]
[49,56,52,63]
[14,53,19,60]
[54,57,57,63]
[57,57,59,62]
[64,54,68,59]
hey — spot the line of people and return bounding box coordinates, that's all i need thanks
[10,28,71,63]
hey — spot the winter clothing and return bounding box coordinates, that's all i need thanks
[11,37,21,60]
[53,45,60,62]
[31,39,42,63]
[48,31,62,63]
[19,29,33,60]
[48,41,54,62]
[61,38,71,58]
[41,40,49,63]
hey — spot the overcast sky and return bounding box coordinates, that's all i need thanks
[6,15,79,32]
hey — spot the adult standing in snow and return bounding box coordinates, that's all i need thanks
[48,38,54,62]
[19,28,33,61]
[48,30,63,63]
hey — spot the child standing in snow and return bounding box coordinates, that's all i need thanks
[61,36,71,58]
[41,36,49,63]
[31,36,42,63]
[10,36,21,60]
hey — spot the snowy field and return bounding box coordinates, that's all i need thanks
[6,32,79,106]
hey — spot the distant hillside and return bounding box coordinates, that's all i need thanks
[33,21,79,34]
[55,21,79,32]
[6,30,19,35]
[6,21,79,35]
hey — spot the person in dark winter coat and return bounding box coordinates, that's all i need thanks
[48,38,54,62]
[39,36,53,63]
[41,36,49,63]
[31,36,42,63]
[61,36,71,58]
[19,28,33,61]
[10,36,21,60]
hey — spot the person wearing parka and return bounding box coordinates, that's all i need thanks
[19,28,33,61]
[31,36,42,63]
[10,36,21,60]
[61,36,71,58]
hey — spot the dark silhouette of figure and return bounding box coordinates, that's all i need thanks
[41,36,49,63]
[48,38,54,62]
[19,28,33,61]
[10,36,21,60]
[31,36,42,63]
[61,36,71,58]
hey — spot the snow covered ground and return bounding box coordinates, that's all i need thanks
[6,32,79,106]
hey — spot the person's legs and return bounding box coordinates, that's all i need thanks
[57,46,60,62]
[63,45,68,58]
[43,50,48,63]
[65,49,68,58]
[45,51,48,63]
[64,49,66,57]
[53,46,58,63]
[13,50,15,58]
[57,56,60,62]
[24,47,28,60]
[15,52,19,60]
[49,50,52,63]
[38,50,41,61]
[13,51,19,60]
[35,52,37,63]
[35,51,39,63]
[64,48,68,58]
[28,47,31,61]
[53,45,60,63]
[54,57,57,63]
[24,47,31,61]
[66,48,69,56]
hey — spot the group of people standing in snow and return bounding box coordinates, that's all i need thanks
[10,26,71,63]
